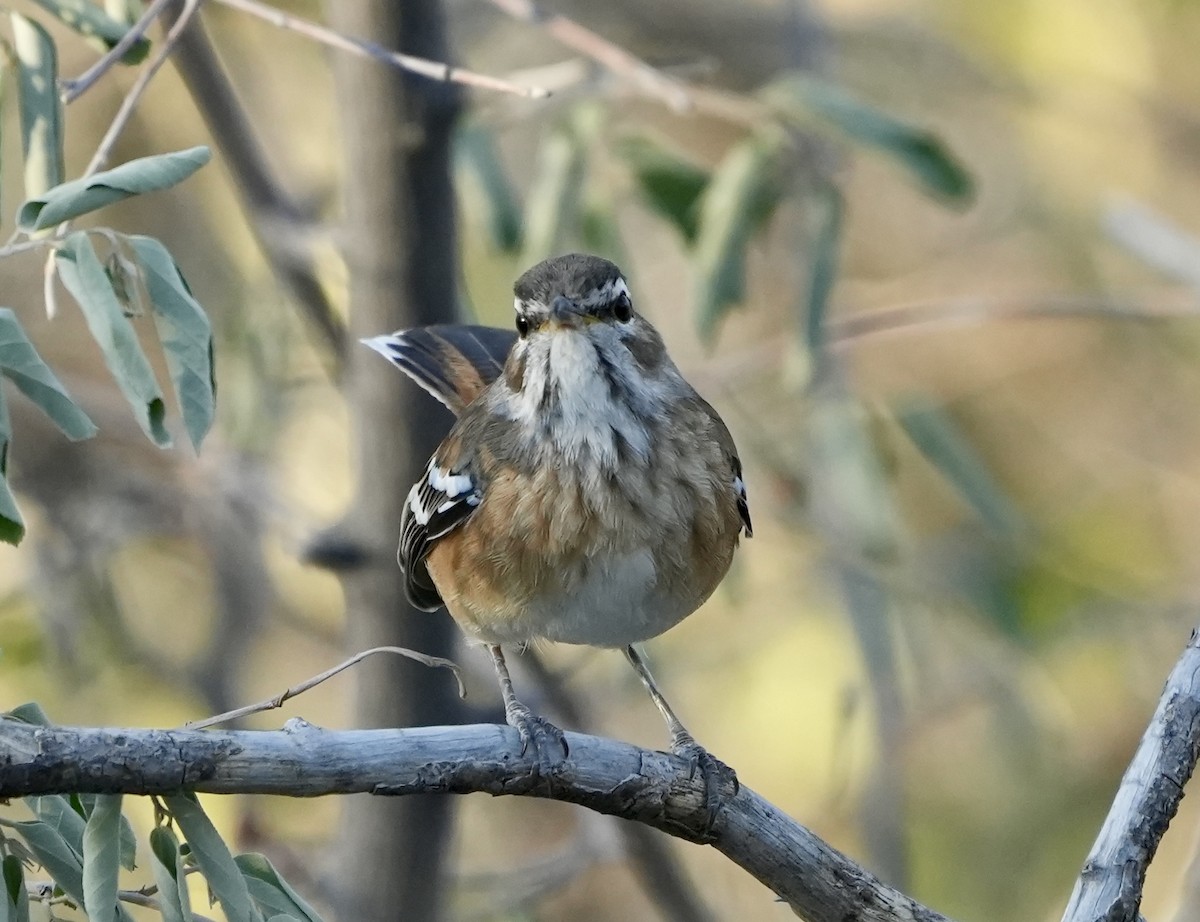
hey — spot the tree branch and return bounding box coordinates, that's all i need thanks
[1060,628,1200,922]
[0,719,954,922]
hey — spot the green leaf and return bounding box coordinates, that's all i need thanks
[0,308,96,439]
[455,124,522,253]
[74,795,137,872]
[235,854,323,922]
[13,820,85,905]
[0,388,24,545]
[55,231,171,447]
[618,136,710,243]
[26,0,149,64]
[692,130,786,342]
[104,0,144,28]
[82,794,122,922]
[519,117,590,266]
[130,236,215,451]
[164,794,262,922]
[5,701,50,724]
[18,146,211,232]
[10,13,64,201]
[764,74,973,204]
[800,182,843,356]
[895,397,1026,539]
[2,855,31,922]
[31,795,86,858]
[149,827,192,922]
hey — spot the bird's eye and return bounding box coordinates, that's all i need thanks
[516,314,530,338]
[613,293,633,322]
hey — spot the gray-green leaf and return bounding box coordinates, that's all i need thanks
[56,231,171,447]
[130,236,215,451]
[2,855,30,922]
[10,13,64,201]
[800,182,843,356]
[0,387,23,544]
[520,117,590,266]
[765,75,973,204]
[164,794,262,922]
[618,136,710,244]
[0,308,96,439]
[693,130,786,342]
[456,124,522,253]
[149,827,192,922]
[5,701,50,724]
[13,819,85,905]
[82,794,122,922]
[26,0,149,63]
[31,795,86,858]
[235,854,323,922]
[18,146,211,232]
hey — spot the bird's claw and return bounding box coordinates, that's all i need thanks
[506,700,568,775]
[671,733,737,837]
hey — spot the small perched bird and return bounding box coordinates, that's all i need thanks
[364,253,751,791]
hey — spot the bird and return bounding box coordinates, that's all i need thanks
[363,253,752,800]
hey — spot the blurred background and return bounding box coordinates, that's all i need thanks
[3,0,1200,919]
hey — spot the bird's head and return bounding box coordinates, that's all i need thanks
[498,254,683,456]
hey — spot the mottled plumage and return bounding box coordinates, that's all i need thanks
[366,253,751,796]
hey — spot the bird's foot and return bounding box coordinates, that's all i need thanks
[671,732,737,839]
[505,699,569,775]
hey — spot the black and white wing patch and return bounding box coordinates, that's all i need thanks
[733,456,753,538]
[399,458,482,610]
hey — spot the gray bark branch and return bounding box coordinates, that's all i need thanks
[0,719,952,922]
[1060,628,1200,922]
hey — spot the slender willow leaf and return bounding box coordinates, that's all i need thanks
[149,827,192,922]
[165,794,262,922]
[456,124,522,253]
[73,795,137,872]
[0,309,96,439]
[801,182,843,356]
[13,820,85,905]
[31,796,86,859]
[765,74,973,204]
[104,0,143,28]
[520,117,590,265]
[82,794,122,922]
[26,0,149,63]
[2,855,30,922]
[5,702,50,724]
[18,146,211,232]
[693,130,786,342]
[56,232,171,447]
[10,13,63,201]
[0,387,23,545]
[896,398,1025,538]
[235,854,323,922]
[618,136,710,243]
[130,236,215,451]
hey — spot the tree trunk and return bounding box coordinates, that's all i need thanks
[326,1,463,919]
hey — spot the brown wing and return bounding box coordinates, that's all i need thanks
[399,448,482,610]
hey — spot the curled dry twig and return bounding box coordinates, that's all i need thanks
[183,645,466,731]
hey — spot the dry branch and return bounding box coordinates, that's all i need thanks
[1060,628,1200,922]
[0,719,953,922]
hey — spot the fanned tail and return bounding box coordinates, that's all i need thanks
[362,325,517,416]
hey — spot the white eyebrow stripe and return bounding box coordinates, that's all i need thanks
[578,276,630,309]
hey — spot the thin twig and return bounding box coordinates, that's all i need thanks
[117,889,218,922]
[61,0,177,103]
[482,0,691,112]
[183,646,466,730]
[210,0,548,99]
[83,0,205,178]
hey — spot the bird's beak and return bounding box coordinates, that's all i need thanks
[548,295,586,330]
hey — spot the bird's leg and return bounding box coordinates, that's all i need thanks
[624,645,737,834]
[488,644,569,771]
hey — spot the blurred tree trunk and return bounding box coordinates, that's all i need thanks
[326,1,463,919]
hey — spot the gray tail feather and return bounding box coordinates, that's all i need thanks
[363,325,517,416]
